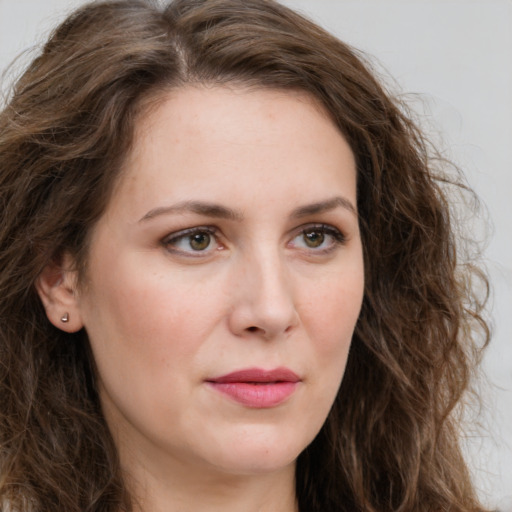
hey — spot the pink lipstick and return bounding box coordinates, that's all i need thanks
[206,367,300,408]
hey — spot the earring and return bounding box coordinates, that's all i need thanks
[61,312,69,323]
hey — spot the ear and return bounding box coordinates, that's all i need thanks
[35,253,84,333]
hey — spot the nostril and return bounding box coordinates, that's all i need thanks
[247,326,259,333]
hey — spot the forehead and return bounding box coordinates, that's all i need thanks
[132,85,336,148]
[105,85,356,219]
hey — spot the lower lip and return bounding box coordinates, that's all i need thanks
[207,381,298,408]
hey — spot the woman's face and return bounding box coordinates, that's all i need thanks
[73,87,364,477]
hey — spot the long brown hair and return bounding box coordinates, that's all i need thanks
[0,1,490,510]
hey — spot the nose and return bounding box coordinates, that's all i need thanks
[227,250,299,340]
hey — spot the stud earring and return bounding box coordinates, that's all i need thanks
[61,312,69,323]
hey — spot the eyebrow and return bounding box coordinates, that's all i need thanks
[139,201,244,222]
[138,196,357,223]
[290,196,357,218]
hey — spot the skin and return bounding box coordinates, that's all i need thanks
[38,86,364,512]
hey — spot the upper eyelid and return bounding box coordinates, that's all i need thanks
[162,225,219,242]
[160,222,347,250]
[161,223,345,241]
[161,226,223,257]
[291,222,345,237]
[287,223,347,251]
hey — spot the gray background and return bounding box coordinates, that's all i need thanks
[1,0,510,508]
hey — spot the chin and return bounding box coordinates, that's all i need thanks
[197,424,315,476]
[212,450,298,477]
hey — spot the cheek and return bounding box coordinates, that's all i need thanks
[290,266,363,441]
[78,257,229,436]
[303,269,363,342]
[80,249,232,386]
[298,264,364,382]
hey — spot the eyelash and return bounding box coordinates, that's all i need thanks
[290,224,346,254]
[162,226,221,257]
[161,223,346,257]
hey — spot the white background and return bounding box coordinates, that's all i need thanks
[1,0,510,508]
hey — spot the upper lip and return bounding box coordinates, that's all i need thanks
[207,367,301,383]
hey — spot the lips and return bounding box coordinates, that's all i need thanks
[206,367,301,408]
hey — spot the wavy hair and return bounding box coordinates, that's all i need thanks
[0,0,490,510]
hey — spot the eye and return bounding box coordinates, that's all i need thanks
[162,227,221,256]
[303,230,326,248]
[290,224,345,253]
[188,232,211,251]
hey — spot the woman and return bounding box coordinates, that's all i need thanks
[0,0,490,511]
